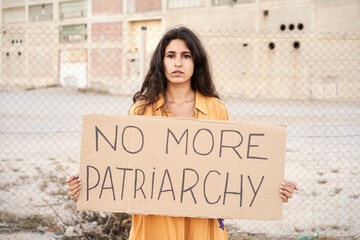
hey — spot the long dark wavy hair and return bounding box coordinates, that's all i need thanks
[132,26,219,115]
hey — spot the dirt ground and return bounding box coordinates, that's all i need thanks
[0,87,359,238]
[0,232,56,240]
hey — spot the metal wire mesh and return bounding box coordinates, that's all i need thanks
[0,27,359,238]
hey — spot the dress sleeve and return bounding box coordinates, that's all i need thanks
[221,106,229,121]
[216,99,229,121]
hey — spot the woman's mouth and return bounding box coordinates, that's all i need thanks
[171,70,184,76]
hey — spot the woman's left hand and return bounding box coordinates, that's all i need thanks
[280,179,299,203]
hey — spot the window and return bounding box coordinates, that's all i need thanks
[128,0,135,13]
[168,0,205,9]
[60,0,87,19]
[29,4,53,21]
[60,24,87,43]
[213,0,254,5]
[3,7,25,23]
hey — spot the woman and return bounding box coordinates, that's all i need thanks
[67,26,298,240]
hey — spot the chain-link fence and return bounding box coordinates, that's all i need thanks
[0,26,359,238]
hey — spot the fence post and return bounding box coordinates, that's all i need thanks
[140,26,147,87]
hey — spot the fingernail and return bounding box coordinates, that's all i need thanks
[78,185,82,189]
[280,190,284,193]
[78,178,81,182]
[282,182,285,185]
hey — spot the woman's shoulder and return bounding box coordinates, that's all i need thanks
[209,96,227,108]
[202,95,227,110]
[200,95,229,120]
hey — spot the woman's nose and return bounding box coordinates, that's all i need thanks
[175,56,182,67]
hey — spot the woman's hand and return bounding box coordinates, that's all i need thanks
[66,173,82,201]
[280,179,299,203]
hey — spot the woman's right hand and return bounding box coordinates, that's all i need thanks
[66,173,82,201]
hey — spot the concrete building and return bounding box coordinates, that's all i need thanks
[0,0,359,99]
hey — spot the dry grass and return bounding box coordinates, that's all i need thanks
[0,211,56,231]
[0,182,18,191]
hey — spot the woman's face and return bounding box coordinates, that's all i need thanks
[163,39,194,86]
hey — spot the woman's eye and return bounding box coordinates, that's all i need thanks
[167,54,175,58]
[183,55,191,59]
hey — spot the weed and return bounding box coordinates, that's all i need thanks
[317,179,327,184]
[0,211,17,223]
[318,236,338,240]
[349,194,359,199]
[334,188,342,194]
[10,167,20,173]
[18,174,30,183]
[35,166,44,175]
[16,215,56,230]
[330,225,340,230]
[55,162,66,172]
[25,86,36,91]
[44,83,60,89]
[0,182,14,191]
[49,174,58,183]
[1,211,57,231]
[16,215,44,229]
[40,179,49,191]
[49,188,67,196]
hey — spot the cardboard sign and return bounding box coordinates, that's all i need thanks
[77,114,286,220]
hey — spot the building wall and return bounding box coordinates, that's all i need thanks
[259,6,311,33]
[1,0,359,32]
[0,0,359,99]
[135,0,161,12]
[91,48,122,77]
[2,0,25,9]
[92,22,123,42]
[0,25,58,90]
[0,0,2,89]
[0,0,2,24]
[92,0,122,16]
[165,3,258,32]
[316,1,359,32]
[164,0,359,33]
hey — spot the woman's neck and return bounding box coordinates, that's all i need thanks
[166,83,195,104]
[165,83,196,118]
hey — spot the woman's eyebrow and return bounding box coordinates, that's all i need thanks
[166,50,191,54]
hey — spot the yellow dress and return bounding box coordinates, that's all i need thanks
[128,91,229,240]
